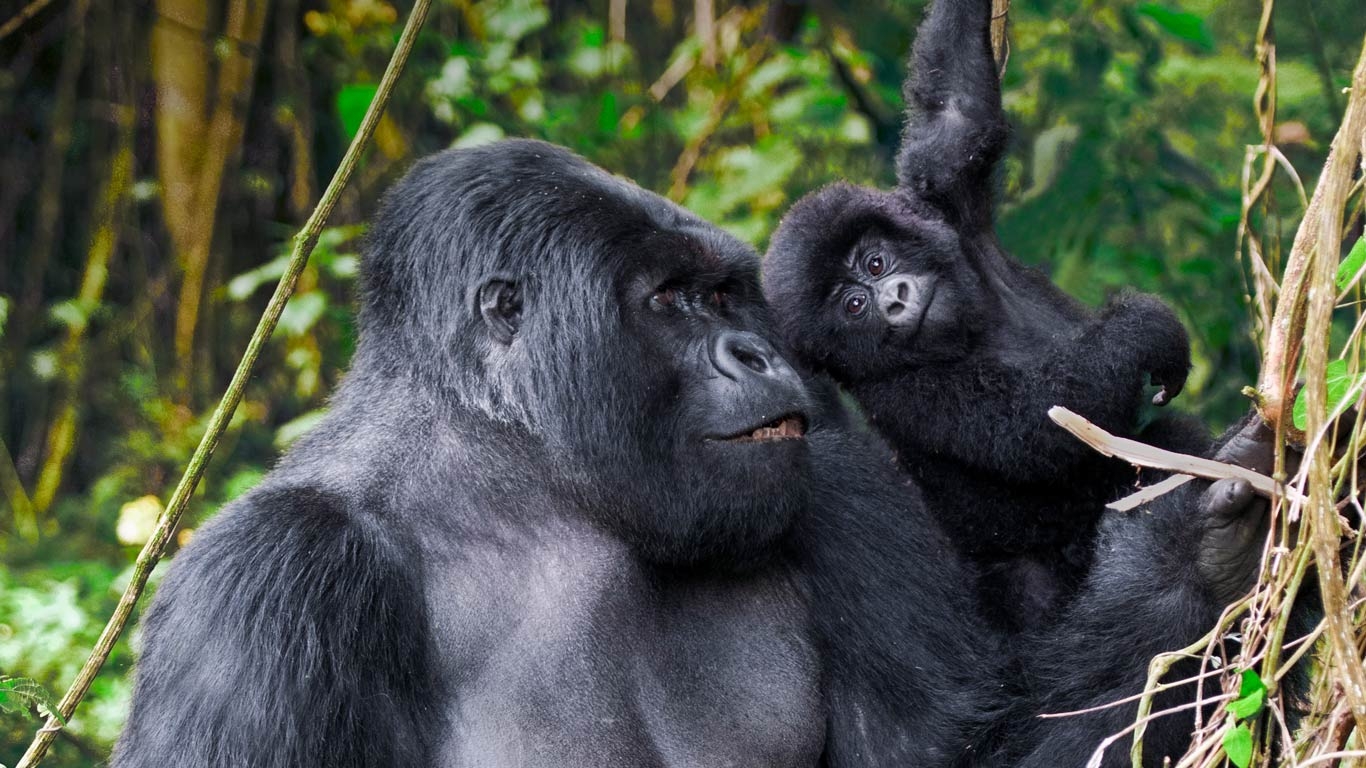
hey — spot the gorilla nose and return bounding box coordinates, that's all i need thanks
[711,331,794,382]
[878,278,914,319]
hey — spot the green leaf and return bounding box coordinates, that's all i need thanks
[227,254,289,300]
[1335,237,1366,291]
[1227,670,1267,720]
[0,677,67,725]
[1238,669,1267,699]
[1137,4,1214,52]
[1292,358,1366,430]
[336,83,379,140]
[276,292,327,337]
[452,122,505,149]
[1223,723,1254,768]
[274,409,327,448]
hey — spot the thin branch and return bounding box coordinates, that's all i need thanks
[1048,407,1304,505]
[667,38,769,202]
[990,0,1011,77]
[0,0,57,42]
[11,1,433,764]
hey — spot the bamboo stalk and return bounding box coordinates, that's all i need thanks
[29,114,135,515]
[12,2,433,764]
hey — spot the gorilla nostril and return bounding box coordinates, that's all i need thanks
[732,346,769,374]
[884,301,905,318]
[896,280,910,302]
[713,331,782,380]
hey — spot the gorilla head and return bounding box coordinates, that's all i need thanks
[359,139,814,568]
[762,182,992,381]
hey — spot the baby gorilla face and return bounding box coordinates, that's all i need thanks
[763,184,986,382]
[828,230,974,371]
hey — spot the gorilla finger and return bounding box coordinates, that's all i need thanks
[1212,416,1277,475]
[1201,478,1256,521]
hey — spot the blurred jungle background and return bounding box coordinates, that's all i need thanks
[0,0,1363,763]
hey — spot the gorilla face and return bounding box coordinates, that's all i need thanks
[359,139,813,569]
[592,226,815,567]
[764,184,987,381]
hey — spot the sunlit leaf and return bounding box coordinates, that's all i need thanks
[1226,671,1265,720]
[227,255,289,300]
[453,123,506,149]
[1138,4,1214,52]
[0,677,67,724]
[1335,237,1366,291]
[277,292,328,337]
[1223,723,1253,768]
[1292,358,1366,431]
[275,409,328,448]
[1238,669,1267,700]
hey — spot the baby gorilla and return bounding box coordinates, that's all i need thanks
[763,0,1205,631]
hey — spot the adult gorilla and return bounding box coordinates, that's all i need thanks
[111,140,1268,767]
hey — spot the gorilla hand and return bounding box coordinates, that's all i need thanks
[1102,293,1191,407]
[1196,478,1265,604]
[1196,415,1278,603]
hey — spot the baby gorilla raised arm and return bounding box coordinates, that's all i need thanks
[762,0,1204,631]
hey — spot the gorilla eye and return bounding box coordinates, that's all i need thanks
[844,293,868,316]
[709,290,727,309]
[650,287,678,311]
[866,254,886,277]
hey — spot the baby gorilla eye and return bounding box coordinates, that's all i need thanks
[710,290,726,308]
[844,293,869,317]
[866,254,886,277]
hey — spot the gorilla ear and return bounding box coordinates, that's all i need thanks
[478,279,522,345]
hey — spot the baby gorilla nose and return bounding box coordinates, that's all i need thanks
[877,277,916,323]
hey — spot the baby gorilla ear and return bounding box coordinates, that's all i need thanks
[478,279,522,345]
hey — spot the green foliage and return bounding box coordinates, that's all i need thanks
[1292,358,1365,431]
[1222,669,1267,767]
[1224,723,1254,768]
[0,677,65,725]
[1227,669,1267,719]
[1138,3,1215,52]
[1335,237,1366,291]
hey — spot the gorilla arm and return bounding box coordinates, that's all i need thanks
[794,418,1005,766]
[896,0,1008,230]
[855,291,1190,487]
[111,488,432,768]
[998,416,1276,767]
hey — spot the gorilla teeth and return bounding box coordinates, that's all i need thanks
[739,415,806,442]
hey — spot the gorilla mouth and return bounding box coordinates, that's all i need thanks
[721,414,807,443]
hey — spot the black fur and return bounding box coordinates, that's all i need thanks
[762,0,1204,631]
[112,140,1266,767]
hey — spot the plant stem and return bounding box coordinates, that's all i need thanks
[1298,31,1366,744]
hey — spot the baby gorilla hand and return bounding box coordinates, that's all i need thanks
[1102,293,1192,406]
[1196,415,1278,604]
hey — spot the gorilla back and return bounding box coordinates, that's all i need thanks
[112,140,826,767]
